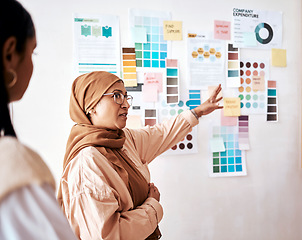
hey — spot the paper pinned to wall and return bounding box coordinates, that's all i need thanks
[232,8,282,49]
[271,48,287,67]
[187,37,225,89]
[142,84,158,102]
[73,13,121,76]
[214,20,231,40]
[221,109,238,126]
[163,20,183,40]
[252,76,265,91]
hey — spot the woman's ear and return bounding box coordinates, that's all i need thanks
[2,36,18,70]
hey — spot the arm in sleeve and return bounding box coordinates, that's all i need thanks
[70,185,163,240]
[127,110,199,164]
[0,184,77,240]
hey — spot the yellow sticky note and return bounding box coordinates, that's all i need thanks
[271,48,287,67]
[223,98,241,116]
[163,21,182,41]
[252,76,265,91]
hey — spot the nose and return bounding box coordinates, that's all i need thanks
[121,98,130,109]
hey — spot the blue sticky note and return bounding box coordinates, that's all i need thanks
[131,27,147,43]
[243,32,257,47]
[210,137,226,152]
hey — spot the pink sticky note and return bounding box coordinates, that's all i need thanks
[142,84,158,102]
[214,20,231,40]
[221,109,238,126]
[144,72,163,92]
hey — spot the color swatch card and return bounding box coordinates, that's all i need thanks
[238,116,250,150]
[166,59,179,104]
[209,125,247,177]
[238,59,269,115]
[73,14,121,76]
[158,96,198,155]
[267,80,278,122]
[227,44,241,88]
[232,8,282,49]
[188,90,201,110]
[187,37,225,89]
[122,48,137,87]
[129,9,171,69]
[144,109,157,126]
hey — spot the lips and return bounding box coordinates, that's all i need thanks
[119,113,128,117]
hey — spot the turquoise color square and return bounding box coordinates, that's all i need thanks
[151,17,159,25]
[235,149,242,156]
[228,165,235,172]
[221,158,227,164]
[221,126,227,133]
[221,166,227,172]
[160,44,167,51]
[160,34,164,42]
[152,26,159,33]
[152,35,159,42]
[235,157,242,164]
[235,141,239,148]
[143,43,151,50]
[228,134,234,141]
[228,157,234,164]
[167,69,178,77]
[221,134,227,141]
[143,17,151,25]
[152,60,159,68]
[221,151,227,157]
[145,26,151,34]
[236,165,243,172]
[160,52,167,60]
[152,52,159,59]
[152,44,159,50]
[143,60,151,67]
[226,142,234,148]
[143,51,150,59]
[147,34,151,42]
[160,61,166,68]
[228,150,234,156]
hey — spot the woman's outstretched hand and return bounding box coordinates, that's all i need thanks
[193,84,223,117]
[148,183,160,202]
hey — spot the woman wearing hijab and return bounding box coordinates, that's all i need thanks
[0,1,77,239]
[58,71,222,240]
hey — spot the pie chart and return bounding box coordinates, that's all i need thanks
[255,23,273,44]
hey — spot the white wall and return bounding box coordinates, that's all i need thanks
[14,0,302,239]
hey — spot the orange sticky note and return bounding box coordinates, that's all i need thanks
[223,98,240,116]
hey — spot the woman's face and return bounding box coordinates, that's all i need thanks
[90,81,131,130]
[4,36,37,102]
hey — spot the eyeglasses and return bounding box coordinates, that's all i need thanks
[103,92,133,106]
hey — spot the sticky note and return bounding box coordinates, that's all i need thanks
[144,72,163,92]
[142,84,158,102]
[210,137,226,152]
[131,27,147,43]
[223,98,240,116]
[271,48,287,67]
[163,21,182,41]
[252,76,265,91]
[243,32,257,47]
[126,115,142,129]
[221,109,237,126]
[214,20,231,40]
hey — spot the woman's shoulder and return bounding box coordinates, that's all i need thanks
[0,136,55,202]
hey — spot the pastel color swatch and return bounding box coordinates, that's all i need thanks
[122,48,137,87]
[267,80,278,122]
[227,44,240,88]
[238,59,268,115]
[166,59,179,104]
[271,48,287,67]
[209,126,247,177]
[238,115,250,150]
